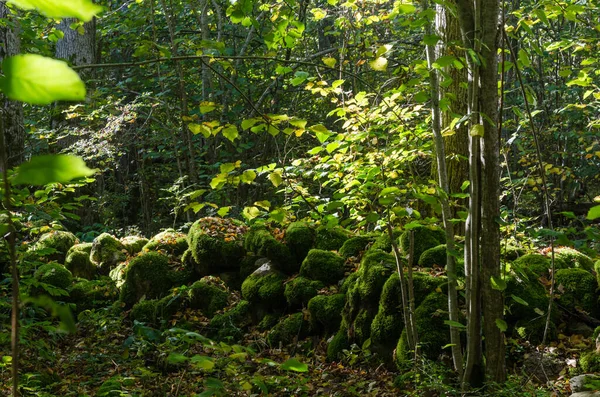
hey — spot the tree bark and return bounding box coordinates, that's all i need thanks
[0,4,24,170]
[56,18,96,78]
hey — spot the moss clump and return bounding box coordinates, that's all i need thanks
[370,229,402,253]
[239,256,261,281]
[397,292,449,362]
[299,249,345,285]
[90,233,127,275]
[35,263,73,290]
[69,278,118,312]
[501,245,527,261]
[267,312,310,347]
[244,225,294,273]
[314,226,350,251]
[32,230,79,263]
[241,264,286,306]
[65,243,96,280]
[120,236,149,255]
[131,299,159,324]
[555,268,598,316]
[308,294,345,334]
[371,273,404,360]
[327,325,350,362]
[399,227,445,263]
[284,222,315,264]
[552,247,595,271]
[339,236,372,259]
[119,252,180,308]
[513,254,555,277]
[209,300,252,341]
[284,277,324,308]
[187,218,247,276]
[258,313,281,331]
[109,262,128,289]
[340,272,359,294]
[412,272,447,306]
[143,230,188,257]
[580,351,600,373]
[355,250,395,302]
[418,244,446,268]
[187,278,229,317]
[155,293,185,323]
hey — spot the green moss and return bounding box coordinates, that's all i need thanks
[284,222,316,263]
[505,272,548,323]
[314,226,349,251]
[580,351,600,373]
[412,272,447,306]
[327,326,350,362]
[299,249,345,285]
[90,233,127,275]
[408,292,449,360]
[418,244,446,268]
[131,299,159,324]
[501,245,527,261]
[267,312,309,347]
[119,252,179,308]
[395,329,412,369]
[244,225,294,273]
[109,262,128,289]
[339,236,372,259]
[340,272,359,294]
[513,254,554,277]
[69,277,118,312]
[35,263,73,290]
[554,247,595,271]
[241,265,285,306]
[399,227,445,263]
[143,230,188,257]
[371,229,402,253]
[371,273,404,358]
[32,230,79,263]
[239,255,261,281]
[209,300,252,341]
[120,236,149,255]
[308,294,345,334]
[284,277,324,308]
[65,243,96,280]
[187,278,229,317]
[258,313,281,331]
[155,293,185,322]
[187,218,246,276]
[354,308,374,343]
[555,268,598,316]
[378,273,403,313]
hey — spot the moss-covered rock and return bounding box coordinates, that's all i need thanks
[513,254,555,277]
[119,252,181,308]
[314,226,349,251]
[241,263,286,308]
[239,255,261,281]
[258,313,281,331]
[143,230,188,257]
[552,247,595,271]
[501,245,527,261]
[284,277,324,308]
[244,225,295,273]
[299,249,345,285]
[31,230,79,263]
[371,273,404,361]
[90,233,127,275]
[396,291,449,363]
[284,222,315,263]
[187,277,229,317]
[109,262,128,289]
[267,312,310,347]
[187,217,247,276]
[131,299,159,324]
[412,271,447,306]
[327,324,350,362]
[340,272,359,294]
[35,263,73,290]
[580,351,600,373]
[120,236,149,255]
[399,227,445,263]
[370,229,402,253]
[209,300,252,341]
[69,278,118,313]
[418,244,446,268]
[339,236,372,259]
[555,268,598,316]
[308,294,345,334]
[64,243,96,280]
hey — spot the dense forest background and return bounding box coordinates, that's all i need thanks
[1,0,600,395]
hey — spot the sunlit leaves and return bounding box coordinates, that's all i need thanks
[268,171,283,187]
[242,206,261,220]
[587,205,600,220]
[8,0,103,21]
[369,57,388,71]
[495,319,508,332]
[13,155,95,185]
[0,55,85,105]
[222,125,239,142]
[280,358,308,372]
[322,57,337,68]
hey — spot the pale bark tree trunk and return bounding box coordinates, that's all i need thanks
[0,4,24,169]
[56,19,96,77]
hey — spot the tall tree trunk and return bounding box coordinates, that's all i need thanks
[56,19,96,78]
[0,5,24,170]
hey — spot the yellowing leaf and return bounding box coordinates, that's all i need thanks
[369,57,388,71]
[268,172,283,187]
[322,57,337,68]
[199,101,217,113]
[242,206,261,220]
[470,124,484,137]
[0,54,85,105]
[9,0,103,21]
[222,124,239,142]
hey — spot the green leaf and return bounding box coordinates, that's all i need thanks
[217,207,231,217]
[241,170,257,184]
[396,3,416,13]
[280,358,308,372]
[432,55,457,69]
[369,57,388,71]
[222,124,239,142]
[268,172,283,187]
[490,275,506,291]
[587,205,600,220]
[495,318,507,332]
[310,124,332,143]
[242,206,261,220]
[241,118,259,130]
[269,208,286,223]
[199,101,217,113]
[220,163,237,173]
[13,155,94,185]
[166,352,189,364]
[511,294,529,306]
[470,124,484,137]
[254,200,271,210]
[8,0,103,21]
[444,320,466,329]
[190,355,215,371]
[518,49,531,68]
[422,34,440,46]
[322,57,337,67]
[0,54,85,105]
